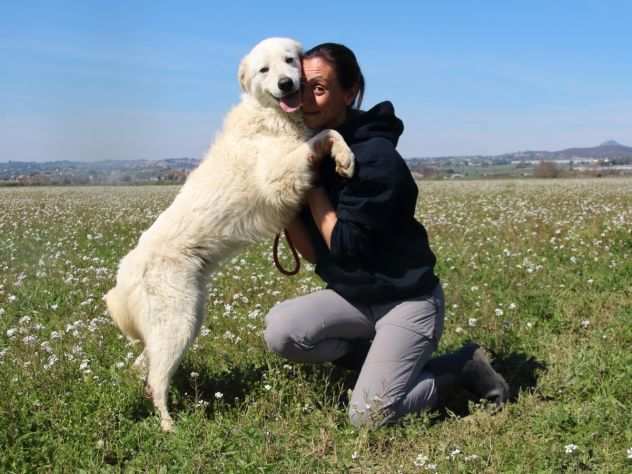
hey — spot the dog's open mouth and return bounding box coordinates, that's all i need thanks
[277,91,301,113]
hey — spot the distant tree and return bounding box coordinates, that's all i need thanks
[534,161,560,178]
[420,166,437,178]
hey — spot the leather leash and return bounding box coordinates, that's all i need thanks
[273,229,301,276]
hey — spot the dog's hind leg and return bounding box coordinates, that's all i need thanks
[132,349,148,381]
[145,333,190,432]
[144,288,205,432]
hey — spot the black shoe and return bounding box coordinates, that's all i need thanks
[426,343,510,407]
[332,339,371,372]
[461,345,510,407]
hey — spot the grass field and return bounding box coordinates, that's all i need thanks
[1,179,631,473]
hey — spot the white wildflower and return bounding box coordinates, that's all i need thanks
[214,391,223,399]
[414,454,428,467]
[565,443,578,454]
[45,354,59,369]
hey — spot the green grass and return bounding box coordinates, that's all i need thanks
[1,180,631,473]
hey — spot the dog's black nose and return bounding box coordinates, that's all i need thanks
[278,77,294,93]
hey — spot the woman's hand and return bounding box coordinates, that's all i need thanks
[307,187,338,249]
[285,214,317,264]
[285,187,338,265]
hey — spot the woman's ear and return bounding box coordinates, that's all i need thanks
[344,85,359,107]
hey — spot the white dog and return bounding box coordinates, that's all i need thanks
[105,37,354,431]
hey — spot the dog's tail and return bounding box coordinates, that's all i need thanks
[104,286,142,342]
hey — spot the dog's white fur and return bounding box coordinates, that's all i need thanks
[104,37,354,431]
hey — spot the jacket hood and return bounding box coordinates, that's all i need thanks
[337,101,404,146]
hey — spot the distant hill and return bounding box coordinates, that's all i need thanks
[499,140,632,161]
[0,158,200,185]
[409,140,632,162]
[2,140,631,185]
[0,157,199,172]
[406,141,632,178]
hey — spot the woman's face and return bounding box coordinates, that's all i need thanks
[301,56,356,130]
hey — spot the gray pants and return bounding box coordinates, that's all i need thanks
[264,284,445,427]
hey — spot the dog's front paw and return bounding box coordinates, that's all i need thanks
[332,141,355,178]
[160,416,175,433]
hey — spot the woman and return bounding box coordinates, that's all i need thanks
[264,43,509,427]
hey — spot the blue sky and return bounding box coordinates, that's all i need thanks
[1,1,631,161]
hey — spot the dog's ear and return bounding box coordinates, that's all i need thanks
[293,40,304,63]
[293,41,304,75]
[238,57,249,93]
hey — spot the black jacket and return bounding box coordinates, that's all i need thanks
[302,101,439,304]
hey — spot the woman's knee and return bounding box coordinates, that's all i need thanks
[348,375,437,428]
[347,384,398,428]
[263,302,297,356]
[348,407,367,428]
[348,398,402,429]
[349,404,374,428]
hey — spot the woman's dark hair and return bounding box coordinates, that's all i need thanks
[303,43,365,109]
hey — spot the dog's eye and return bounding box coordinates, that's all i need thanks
[259,66,269,73]
[285,57,294,64]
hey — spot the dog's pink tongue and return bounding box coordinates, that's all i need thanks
[279,92,301,113]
